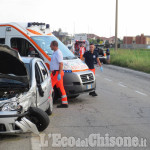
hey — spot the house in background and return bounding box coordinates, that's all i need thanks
[122,34,150,49]
[52,29,72,45]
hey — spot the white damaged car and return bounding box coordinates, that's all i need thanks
[0,45,53,134]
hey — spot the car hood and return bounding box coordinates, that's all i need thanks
[0,45,29,85]
[63,58,88,71]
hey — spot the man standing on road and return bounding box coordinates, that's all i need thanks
[82,43,103,96]
[79,44,86,59]
[50,41,68,108]
[106,46,110,64]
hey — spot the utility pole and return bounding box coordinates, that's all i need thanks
[115,0,118,50]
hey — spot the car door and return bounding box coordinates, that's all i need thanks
[35,61,51,111]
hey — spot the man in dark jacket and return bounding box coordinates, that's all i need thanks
[82,43,103,96]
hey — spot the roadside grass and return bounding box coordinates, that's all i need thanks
[110,49,150,73]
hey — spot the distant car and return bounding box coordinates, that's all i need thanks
[67,44,74,53]
[0,45,53,134]
[94,44,107,64]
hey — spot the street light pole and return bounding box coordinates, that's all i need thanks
[115,0,118,50]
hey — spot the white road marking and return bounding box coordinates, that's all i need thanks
[118,82,127,88]
[104,78,112,82]
[135,91,147,96]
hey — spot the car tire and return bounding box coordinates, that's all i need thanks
[46,91,54,116]
[27,107,50,132]
[103,59,107,64]
[53,86,61,102]
[68,94,79,99]
[46,105,52,116]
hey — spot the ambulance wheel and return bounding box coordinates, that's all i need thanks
[68,94,79,99]
[46,105,52,116]
[28,107,50,132]
[53,86,61,103]
[103,59,107,64]
[46,92,54,116]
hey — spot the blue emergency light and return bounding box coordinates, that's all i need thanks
[64,70,72,73]
[46,24,50,29]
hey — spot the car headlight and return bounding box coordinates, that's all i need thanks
[1,102,22,112]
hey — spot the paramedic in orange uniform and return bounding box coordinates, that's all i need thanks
[79,44,85,59]
[82,43,103,96]
[50,41,68,108]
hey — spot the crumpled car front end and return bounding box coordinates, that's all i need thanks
[0,92,39,134]
[0,45,42,134]
[0,111,39,134]
[0,111,20,133]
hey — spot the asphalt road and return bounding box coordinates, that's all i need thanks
[0,65,150,150]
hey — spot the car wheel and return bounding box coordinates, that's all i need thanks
[46,105,52,116]
[103,59,107,64]
[53,86,61,102]
[68,94,79,99]
[27,107,50,132]
[46,93,53,116]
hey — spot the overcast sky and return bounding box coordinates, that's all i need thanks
[0,0,150,39]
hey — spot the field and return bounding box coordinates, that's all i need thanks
[110,49,150,73]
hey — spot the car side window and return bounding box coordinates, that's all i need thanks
[35,63,43,84]
[37,61,48,80]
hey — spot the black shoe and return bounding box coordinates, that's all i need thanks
[91,91,98,96]
[57,104,68,108]
[89,92,93,95]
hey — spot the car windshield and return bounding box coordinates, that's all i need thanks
[0,77,23,84]
[31,36,77,60]
[24,63,31,81]
[96,45,104,49]
[68,46,72,50]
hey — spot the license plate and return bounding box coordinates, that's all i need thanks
[87,84,92,89]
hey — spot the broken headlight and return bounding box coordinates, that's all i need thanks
[1,102,22,112]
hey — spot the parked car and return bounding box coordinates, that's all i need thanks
[67,44,74,53]
[0,45,53,134]
[94,44,107,64]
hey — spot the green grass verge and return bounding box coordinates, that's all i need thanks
[110,49,150,73]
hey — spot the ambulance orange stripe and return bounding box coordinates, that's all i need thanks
[72,69,89,72]
[27,29,42,35]
[0,24,51,61]
[47,33,52,35]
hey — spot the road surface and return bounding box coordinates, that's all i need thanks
[0,65,150,150]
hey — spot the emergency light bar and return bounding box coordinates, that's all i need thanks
[27,22,50,28]
[46,24,50,29]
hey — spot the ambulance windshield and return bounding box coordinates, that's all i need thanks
[31,36,77,60]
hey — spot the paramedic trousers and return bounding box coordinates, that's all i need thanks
[89,68,95,75]
[80,54,83,59]
[51,71,68,104]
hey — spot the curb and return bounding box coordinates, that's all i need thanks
[103,64,150,81]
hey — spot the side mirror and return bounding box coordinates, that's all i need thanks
[42,69,47,75]
[37,84,44,97]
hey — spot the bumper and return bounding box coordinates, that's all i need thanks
[0,111,39,134]
[64,70,96,96]
[99,56,107,63]
[0,111,21,133]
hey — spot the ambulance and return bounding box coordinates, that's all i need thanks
[0,22,96,98]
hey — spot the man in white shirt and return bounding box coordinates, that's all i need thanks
[50,41,68,108]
